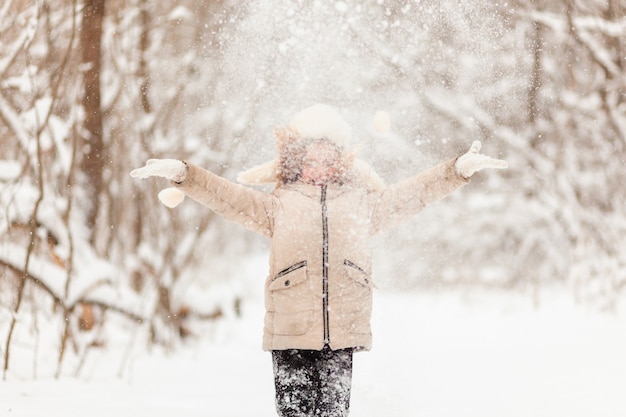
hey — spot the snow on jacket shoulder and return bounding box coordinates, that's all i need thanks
[174,159,469,351]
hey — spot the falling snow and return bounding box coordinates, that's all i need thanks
[1,0,626,416]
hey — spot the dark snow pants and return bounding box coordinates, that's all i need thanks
[272,346,354,417]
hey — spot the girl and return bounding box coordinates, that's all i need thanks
[131,104,507,416]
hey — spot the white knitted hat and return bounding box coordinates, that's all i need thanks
[290,103,352,147]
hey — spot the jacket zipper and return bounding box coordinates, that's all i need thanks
[321,185,330,345]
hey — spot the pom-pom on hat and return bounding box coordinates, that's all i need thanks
[158,187,185,208]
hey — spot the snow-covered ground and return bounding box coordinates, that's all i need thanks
[3,290,626,417]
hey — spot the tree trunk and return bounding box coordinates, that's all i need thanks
[529,20,543,127]
[80,0,105,244]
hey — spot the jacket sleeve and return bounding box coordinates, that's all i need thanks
[173,162,275,238]
[369,158,470,234]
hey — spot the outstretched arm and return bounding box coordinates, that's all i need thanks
[130,159,275,237]
[370,141,507,233]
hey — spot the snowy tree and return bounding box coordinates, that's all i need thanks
[388,0,626,309]
[0,0,242,378]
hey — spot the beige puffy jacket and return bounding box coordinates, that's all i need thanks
[175,159,469,351]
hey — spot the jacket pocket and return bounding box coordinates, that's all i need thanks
[344,259,373,288]
[268,261,313,335]
[266,310,314,336]
[338,259,373,334]
[269,261,308,293]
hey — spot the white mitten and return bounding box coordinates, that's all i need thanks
[130,159,187,182]
[455,141,508,178]
[131,159,188,208]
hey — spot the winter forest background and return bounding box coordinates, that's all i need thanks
[1,0,625,383]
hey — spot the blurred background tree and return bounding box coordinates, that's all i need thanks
[1,0,624,377]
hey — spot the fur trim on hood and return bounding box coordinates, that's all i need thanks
[237,159,279,185]
[237,104,385,191]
